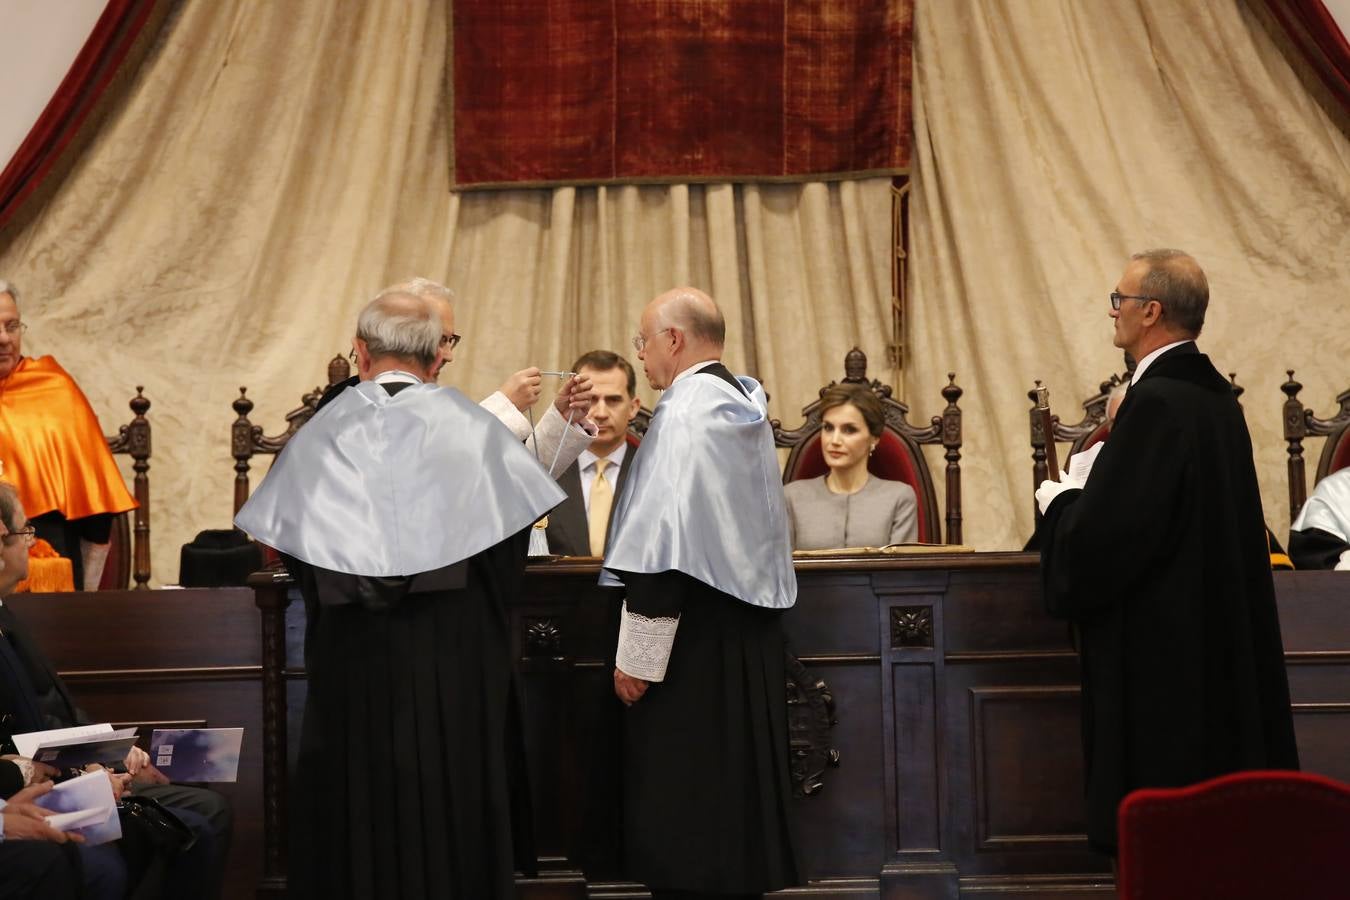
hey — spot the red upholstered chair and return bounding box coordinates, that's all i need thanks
[1117,770,1350,899]
[1281,372,1350,525]
[774,348,963,544]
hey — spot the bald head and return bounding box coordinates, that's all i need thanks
[636,287,727,390]
[649,287,725,350]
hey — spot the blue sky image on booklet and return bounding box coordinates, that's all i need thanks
[148,728,244,782]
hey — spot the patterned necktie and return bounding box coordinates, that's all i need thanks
[589,458,613,557]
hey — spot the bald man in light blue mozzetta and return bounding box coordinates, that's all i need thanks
[600,287,799,900]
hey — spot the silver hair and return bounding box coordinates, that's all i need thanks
[355,291,441,368]
[1106,379,1130,423]
[655,289,725,347]
[379,277,455,304]
[0,482,21,531]
[0,279,19,304]
[1130,249,1208,336]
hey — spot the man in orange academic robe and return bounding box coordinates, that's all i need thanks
[0,281,135,589]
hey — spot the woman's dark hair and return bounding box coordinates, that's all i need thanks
[819,384,886,437]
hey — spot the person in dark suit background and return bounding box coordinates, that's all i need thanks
[545,350,642,557]
[0,481,233,900]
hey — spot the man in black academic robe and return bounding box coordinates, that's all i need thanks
[235,289,565,899]
[1036,250,1299,855]
[603,288,799,900]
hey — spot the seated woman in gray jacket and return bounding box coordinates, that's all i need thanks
[784,384,918,550]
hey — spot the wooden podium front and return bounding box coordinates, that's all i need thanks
[14,559,1350,899]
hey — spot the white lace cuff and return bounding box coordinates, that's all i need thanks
[616,601,679,682]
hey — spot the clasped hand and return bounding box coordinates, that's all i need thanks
[613,668,649,706]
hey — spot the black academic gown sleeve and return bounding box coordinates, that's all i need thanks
[1287,526,1349,570]
[615,570,799,894]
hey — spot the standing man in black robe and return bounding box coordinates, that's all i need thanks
[601,288,800,900]
[1035,249,1299,856]
[235,291,565,899]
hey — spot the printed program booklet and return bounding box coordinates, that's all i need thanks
[149,728,244,782]
[11,724,139,773]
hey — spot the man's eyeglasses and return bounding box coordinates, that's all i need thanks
[1109,292,1161,311]
[0,321,26,336]
[2,527,36,547]
[440,333,462,351]
[631,328,674,353]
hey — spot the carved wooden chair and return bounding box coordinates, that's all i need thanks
[1028,372,1128,508]
[100,387,152,589]
[1281,372,1350,524]
[773,348,964,544]
[1028,370,1246,518]
[232,355,352,515]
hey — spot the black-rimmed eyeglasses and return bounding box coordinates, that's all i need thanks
[440,333,462,351]
[1109,291,1161,311]
[2,527,36,546]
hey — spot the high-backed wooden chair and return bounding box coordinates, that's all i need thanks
[232,355,351,515]
[1029,371,1246,518]
[1281,371,1350,524]
[1028,373,1128,506]
[773,348,963,544]
[100,387,152,589]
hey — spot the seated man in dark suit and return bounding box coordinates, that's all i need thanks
[0,482,232,900]
[545,351,642,556]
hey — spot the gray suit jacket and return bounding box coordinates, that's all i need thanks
[545,447,635,556]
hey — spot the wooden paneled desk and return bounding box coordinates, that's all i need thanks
[13,559,1349,899]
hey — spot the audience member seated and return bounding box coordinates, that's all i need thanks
[1289,468,1350,570]
[0,483,233,899]
[545,350,641,556]
[0,280,136,590]
[784,384,918,549]
[0,725,84,899]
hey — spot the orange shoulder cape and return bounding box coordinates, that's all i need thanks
[0,356,137,520]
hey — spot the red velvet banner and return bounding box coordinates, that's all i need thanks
[1264,0,1350,117]
[451,0,912,189]
[0,0,170,231]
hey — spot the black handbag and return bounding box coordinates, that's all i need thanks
[117,795,197,900]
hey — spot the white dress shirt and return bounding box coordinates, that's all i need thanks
[1129,340,1194,389]
[577,442,629,512]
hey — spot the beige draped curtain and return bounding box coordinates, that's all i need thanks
[907,0,1350,551]
[1,0,1346,583]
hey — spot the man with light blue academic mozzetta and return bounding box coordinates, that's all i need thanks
[601,287,800,900]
